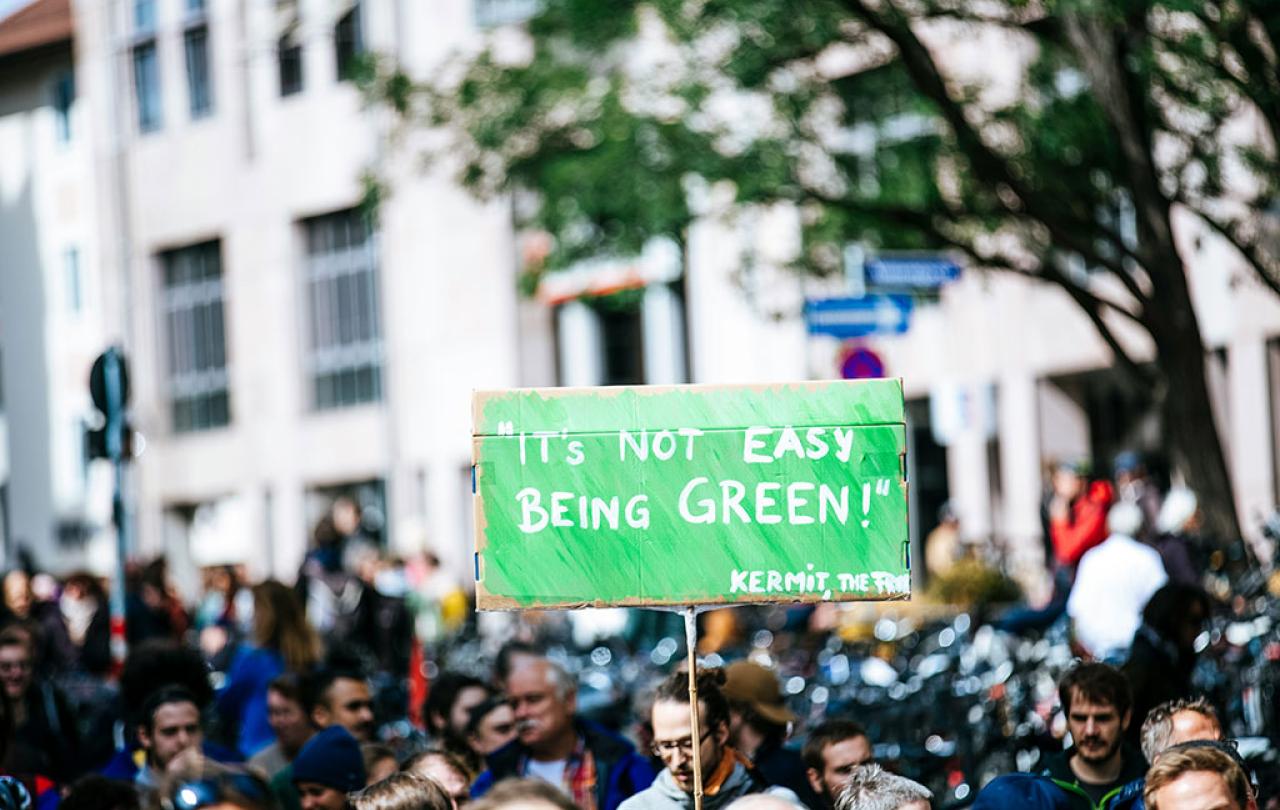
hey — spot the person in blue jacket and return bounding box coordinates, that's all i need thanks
[217,581,320,758]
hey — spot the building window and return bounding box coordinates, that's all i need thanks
[334,4,364,82]
[160,241,231,432]
[185,24,213,118]
[302,210,382,410]
[134,0,156,32]
[52,70,74,144]
[474,0,540,28]
[64,247,82,314]
[279,33,304,96]
[591,296,645,386]
[133,42,162,132]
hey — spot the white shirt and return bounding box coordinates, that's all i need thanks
[1067,532,1168,659]
[524,758,569,792]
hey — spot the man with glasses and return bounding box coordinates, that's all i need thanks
[620,668,801,810]
[473,654,654,810]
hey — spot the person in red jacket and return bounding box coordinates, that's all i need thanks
[1048,463,1115,567]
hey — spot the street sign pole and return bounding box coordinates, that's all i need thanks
[101,348,129,672]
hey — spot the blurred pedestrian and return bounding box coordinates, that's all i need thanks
[722,661,820,808]
[1046,461,1114,568]
[291,727,365,810]
[349,772,451,810]
[1,569,73,676]
[619,668,793,810]
[269,670,375,810]
[1107,698,1225,810]
[1122,585,1211,750]
[1066,502,1167,661]
[249,675,315,779]
[1140,699,1222,763]
[1112,452,1161,541]
[361,744,397,786]
[467,778,577,810]
[924,504,961,582]
[133,686,206,791]
[1150,489,1201,585]
[61,775,140,810]
[464,696,516,762]
[424,674,491,775]
[833,764,930,810]
[474,655,654,809]
[1039,664,1147,808]
[58,573,111,676]
[970,773,1073,809]
[802,721,873,809]
[157,759,276,810]
[399,751,471,808]
[217,581,321,757]
[0,627,82,782]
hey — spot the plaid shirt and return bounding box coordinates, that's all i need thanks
[521,735,598,810]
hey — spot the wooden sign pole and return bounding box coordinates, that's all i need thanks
[684,606,703,810]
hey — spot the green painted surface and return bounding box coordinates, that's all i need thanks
[473,380,909,609]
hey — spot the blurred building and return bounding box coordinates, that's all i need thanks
[1,0,533,588]
[0,0,113,573]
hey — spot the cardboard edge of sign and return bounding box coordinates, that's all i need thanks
[470,379,911,612]
[473,590,914,612]
[472,378,906,436]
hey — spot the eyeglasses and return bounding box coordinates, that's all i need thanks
[652,730,712,758]
[165,772,271,810]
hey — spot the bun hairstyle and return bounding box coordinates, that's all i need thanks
[654,667,730,731]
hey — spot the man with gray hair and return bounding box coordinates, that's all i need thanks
[1141,697,1222,763]
[835,764,931,810]
[472,654,655,810]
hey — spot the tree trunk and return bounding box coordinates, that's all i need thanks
[1147,283,1241,543]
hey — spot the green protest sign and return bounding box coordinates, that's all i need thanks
[472,380,909,609]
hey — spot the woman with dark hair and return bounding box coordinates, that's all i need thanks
[217,581,321,758]
[1122,583,1211,748]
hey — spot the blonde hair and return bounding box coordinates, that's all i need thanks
[1145,746,1251,810]
[348,773,451,810]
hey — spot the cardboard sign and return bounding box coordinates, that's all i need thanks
[472,380,909,610]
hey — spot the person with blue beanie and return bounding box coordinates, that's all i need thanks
[291,727,366,810]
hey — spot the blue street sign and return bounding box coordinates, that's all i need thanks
[804,295,913,338]
[865,256,961,289]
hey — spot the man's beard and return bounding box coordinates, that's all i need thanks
[1076,734,1121,765]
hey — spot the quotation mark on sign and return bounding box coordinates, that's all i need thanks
[498,421,515,436]
[861,479,893,527]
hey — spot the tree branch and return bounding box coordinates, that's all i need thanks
[838,0,1154,306]
[1184,202,1280,299]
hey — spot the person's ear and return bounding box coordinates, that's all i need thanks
[312,705,330,729]
[714,720,730,746]
[137,724,152,751]
[1122,709,1132,731]
[806,767,824,796]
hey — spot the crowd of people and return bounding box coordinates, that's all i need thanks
[0,453,1265,810]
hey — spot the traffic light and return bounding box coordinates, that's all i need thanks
[87,347,132,461]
